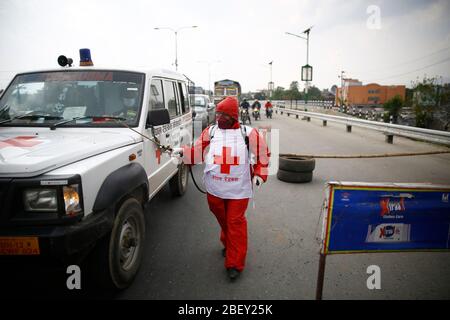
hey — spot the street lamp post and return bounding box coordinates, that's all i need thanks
[268,61,274,98]
[286,26,313,106]
[154,26,198,71]
[338,70,346,110]
[198,60,221,95]
[338,70,348,111]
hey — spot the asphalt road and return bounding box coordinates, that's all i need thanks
[118,112,450,300]
[2,112,449,299]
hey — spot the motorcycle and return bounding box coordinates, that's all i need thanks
[266,107,273,119]
[252,108,260,121]
[240,108,251,125]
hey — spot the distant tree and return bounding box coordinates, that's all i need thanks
[405,88,414,108]
[412,77,439,128]
[383,95,404,124]
[286,81,302,100]
[289,81,299,91]
[271,87,285,100]
[439,84,450,130]
[254,92,266,100]
[240,92,252,100]
[305,85,322,100]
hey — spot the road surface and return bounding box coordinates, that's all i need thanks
[1,112,449,299]
[119,112,450,299]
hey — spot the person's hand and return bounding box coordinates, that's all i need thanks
[252,176,264,188]
[170,147,184,157]
[170,147,184,165]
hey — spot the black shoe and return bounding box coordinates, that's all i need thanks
[222,248,226,257]
[227,268,241,280]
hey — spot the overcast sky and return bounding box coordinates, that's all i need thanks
[0,0,449,92]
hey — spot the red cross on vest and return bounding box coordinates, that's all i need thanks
[213,146,240,174]
[0,136,42,149]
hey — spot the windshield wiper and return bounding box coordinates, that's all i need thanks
[50,115,127,130]
[0,113,64,125]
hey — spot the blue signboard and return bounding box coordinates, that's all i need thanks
[321,182,450,254]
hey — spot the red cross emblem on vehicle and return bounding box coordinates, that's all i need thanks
[214,146,239,174]
[0,136,42,149]
[155,149,161,165]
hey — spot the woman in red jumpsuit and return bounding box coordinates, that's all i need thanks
[176,96,270,280]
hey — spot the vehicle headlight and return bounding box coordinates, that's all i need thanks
[63,184,82,216]
[24,189,58,212]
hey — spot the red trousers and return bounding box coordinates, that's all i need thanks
[207,193,249,272]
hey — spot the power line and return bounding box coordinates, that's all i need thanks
[366,56,450,83]
[349,46,450,75]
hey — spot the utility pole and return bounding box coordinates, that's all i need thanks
[338,70,346,111]
[154,26,198,71]
[286,26,313,107]
[304,27,311,105]
[198,60,221,96]
[268,61,274,98]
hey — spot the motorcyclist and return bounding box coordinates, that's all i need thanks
[240,98,250,111]
[240,98,251,124]
[252,99,261,111]
[265,100,273,118]
[251,99,261,120]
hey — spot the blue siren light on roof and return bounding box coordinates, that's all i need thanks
[79,48,94,66]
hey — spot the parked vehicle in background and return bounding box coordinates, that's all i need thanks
[192,94,215,129]
[213,79,241,104]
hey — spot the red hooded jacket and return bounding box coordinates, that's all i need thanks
[183,97,270,181]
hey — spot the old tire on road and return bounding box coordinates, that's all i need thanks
[277,169,313,183]
[279,155,316,173]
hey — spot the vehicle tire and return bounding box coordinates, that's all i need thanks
[279,155,315,172]
[169,162,189,196]
[91,197,145,290]
[277,169,313,183]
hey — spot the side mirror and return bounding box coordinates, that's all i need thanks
[207,103,215,109]
[146,108,170,128]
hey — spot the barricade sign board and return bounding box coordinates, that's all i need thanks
[316,181,450,299]
[320,182,450,254]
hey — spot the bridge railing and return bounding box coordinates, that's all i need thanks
[272,100,335,109]
[273,105,450,146]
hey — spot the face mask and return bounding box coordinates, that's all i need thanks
[217,114,234,129]
[123,98,135,108]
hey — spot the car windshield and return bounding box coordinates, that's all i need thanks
[0,70,144,127]
[194,97,207,107]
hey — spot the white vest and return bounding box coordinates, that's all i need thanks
[204,126,253,199]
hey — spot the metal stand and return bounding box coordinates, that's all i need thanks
[315,253,327,300]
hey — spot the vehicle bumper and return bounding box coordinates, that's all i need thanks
[0,208,114,264]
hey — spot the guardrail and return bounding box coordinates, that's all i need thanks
[272,100,334,109]
[274,105,450,146]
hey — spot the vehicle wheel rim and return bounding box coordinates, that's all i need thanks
[119,216,140,271]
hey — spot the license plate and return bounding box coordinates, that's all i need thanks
[0,237,40,255]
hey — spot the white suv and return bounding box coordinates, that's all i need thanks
[0,67,192,289]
